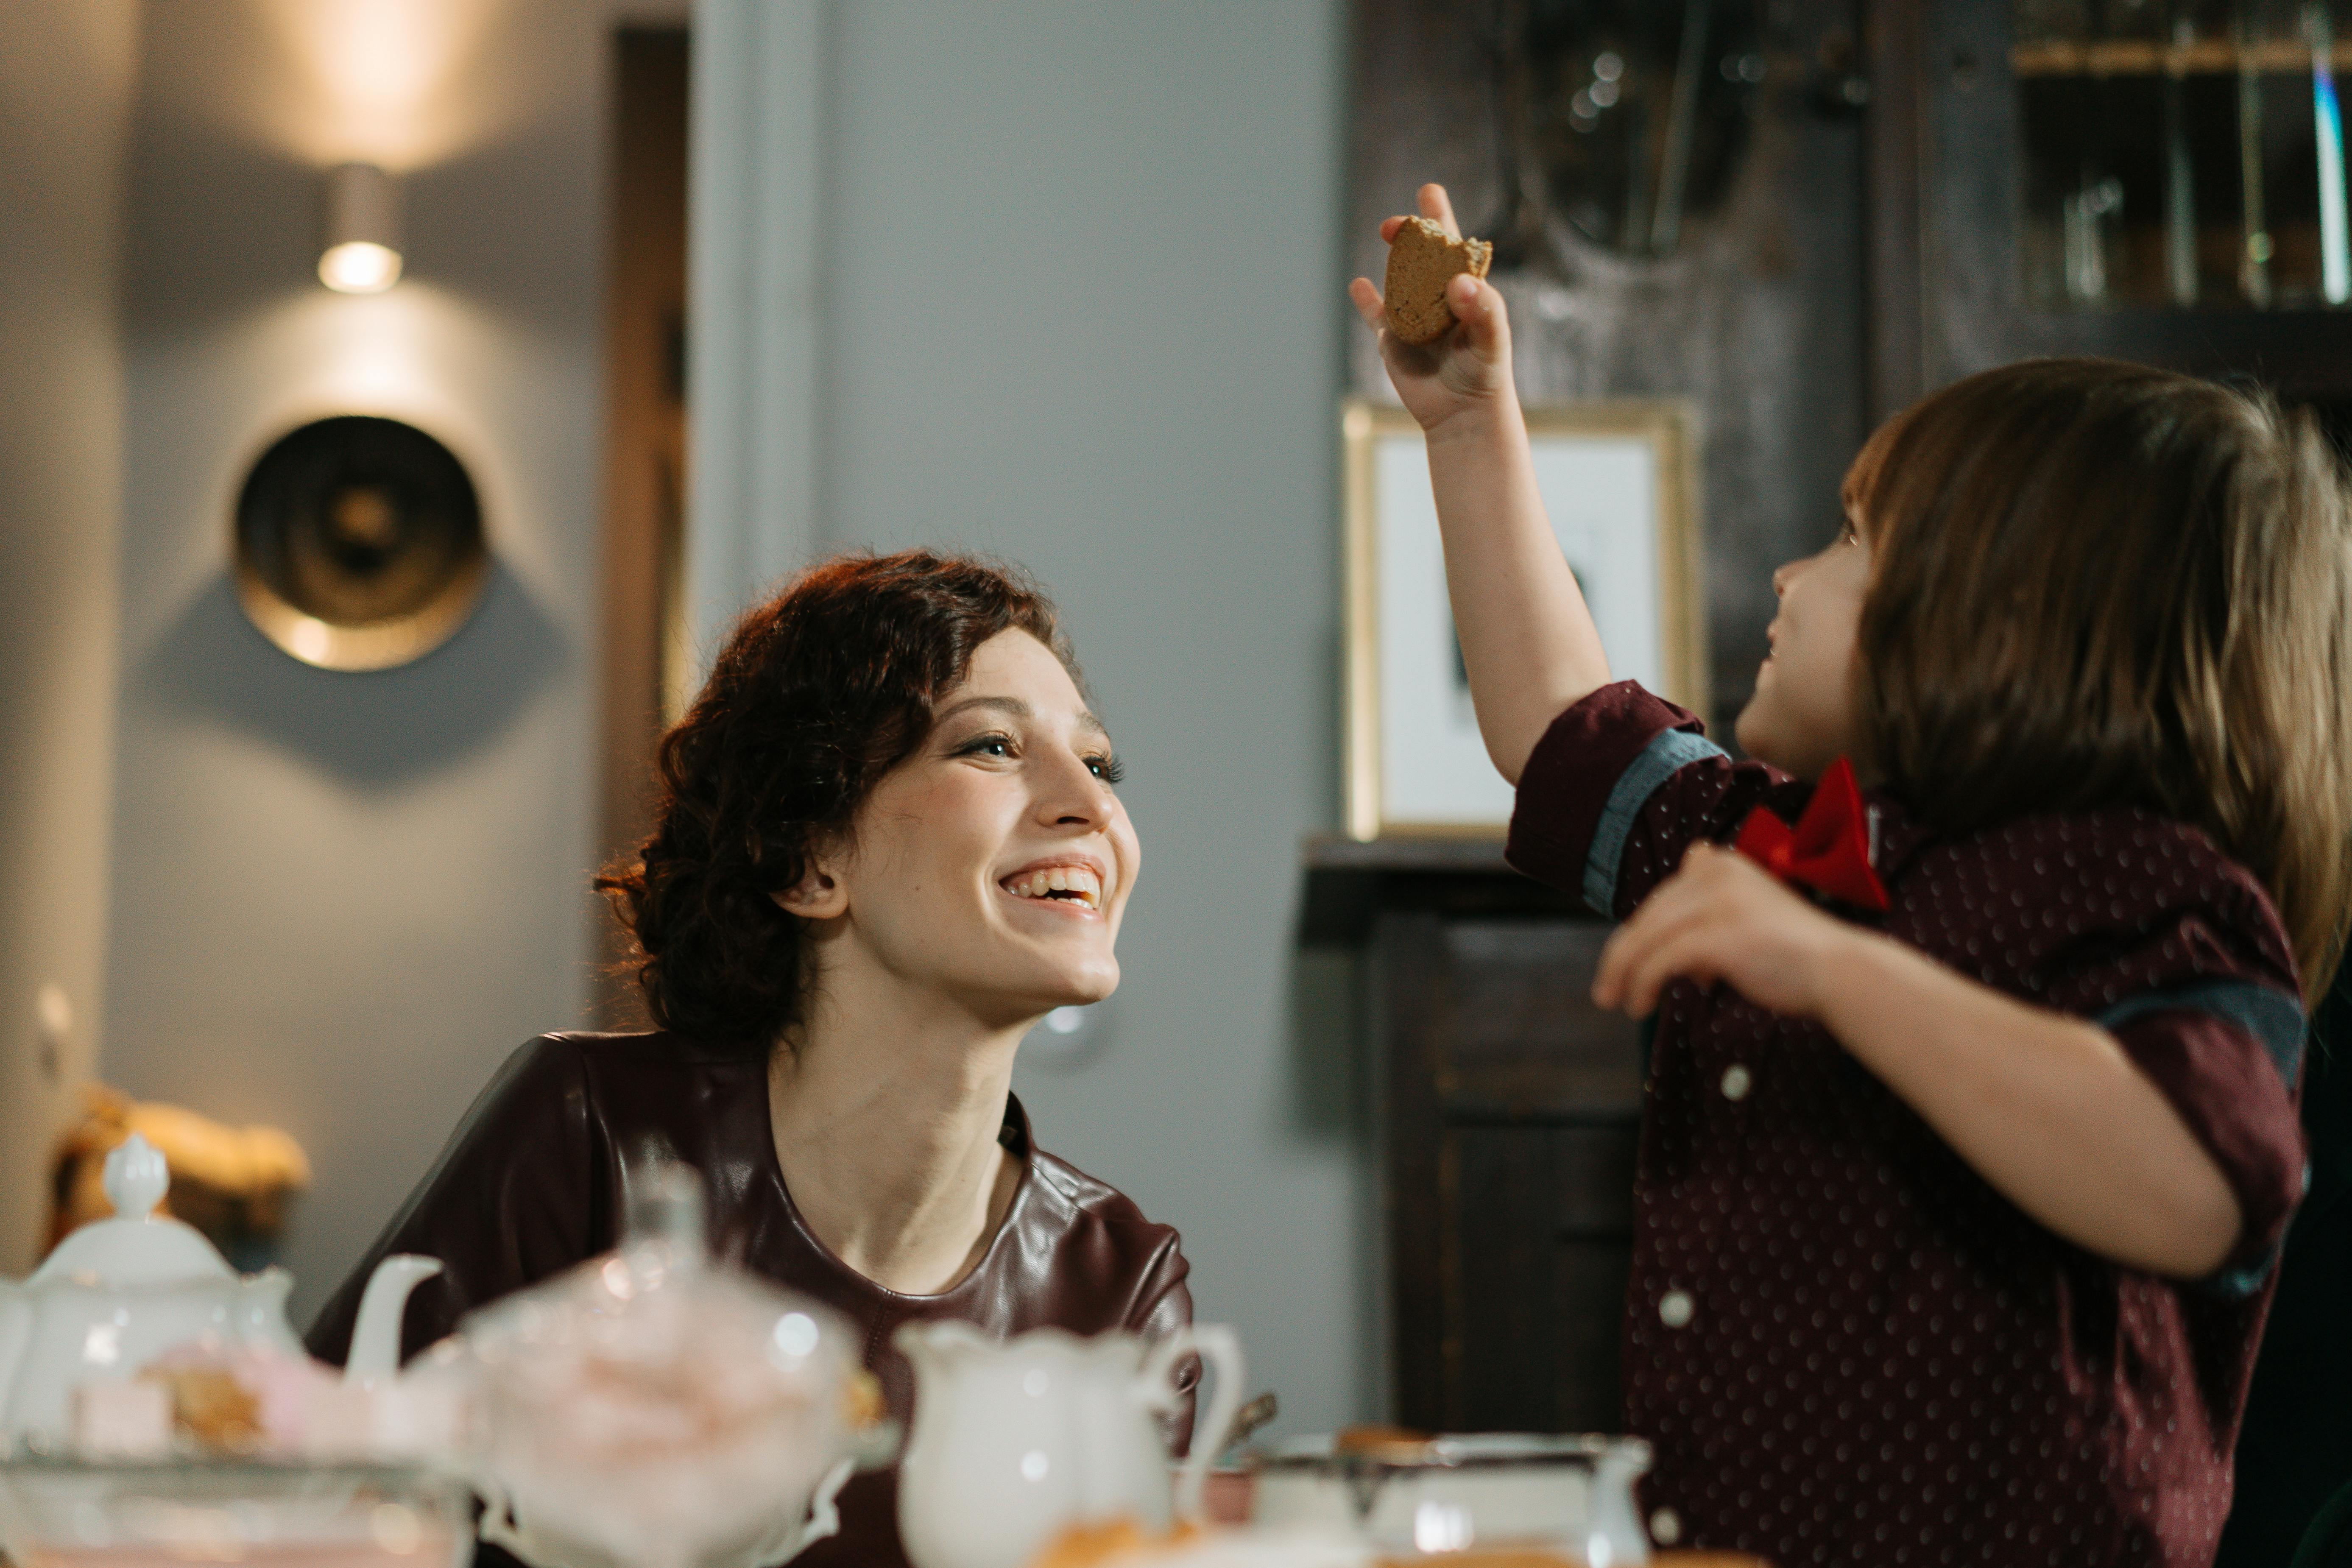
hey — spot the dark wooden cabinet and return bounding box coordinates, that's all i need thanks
[1306,840,1643,1434]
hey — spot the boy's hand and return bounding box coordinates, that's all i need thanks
[1348,184,1514,436]
[1591,843,1867,1020]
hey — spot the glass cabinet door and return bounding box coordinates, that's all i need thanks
[1894,0,2352,402]
[2015,1,2352,311]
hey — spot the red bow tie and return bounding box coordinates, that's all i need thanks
[1733,756,1890,912]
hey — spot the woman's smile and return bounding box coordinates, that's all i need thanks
[995,855,1109,915]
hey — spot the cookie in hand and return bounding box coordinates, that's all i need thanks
[1382,216,1494,345]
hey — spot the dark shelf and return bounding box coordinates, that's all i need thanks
[1297,834,1590,946]
[1302,834,1509,873]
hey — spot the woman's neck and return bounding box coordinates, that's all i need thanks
[766,969,1029,1296]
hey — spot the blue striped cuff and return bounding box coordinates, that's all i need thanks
[2097,979,2308,1300]
[2098,979,2307,1092]
[1582,727,1730,916]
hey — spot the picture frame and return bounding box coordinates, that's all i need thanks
[1342,397,1708,840]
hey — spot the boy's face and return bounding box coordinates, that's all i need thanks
[1736,517,1870,780]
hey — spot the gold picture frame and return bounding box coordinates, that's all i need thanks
[1342,397,1708,841]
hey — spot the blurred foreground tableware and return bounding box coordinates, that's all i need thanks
[1219,1392,1280,1459]
[0,1135,435,1454]
[1365,1552,1763,1568]
[449,1162,878,1568]
[1029,1520,1367,1568]
[1252,1433,1652,1565]
[1198,1468,1253,1527]
[0,1457,469,1568]
[895,1320,1247,1568]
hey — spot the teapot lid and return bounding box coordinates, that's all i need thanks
[460,1162,854,1368]
[28,1133,236,1286]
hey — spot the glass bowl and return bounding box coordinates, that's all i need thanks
[0,1457,471,1568]
[1249,1433,1652,1563]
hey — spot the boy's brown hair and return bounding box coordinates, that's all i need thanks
[1847,357,2352,1000]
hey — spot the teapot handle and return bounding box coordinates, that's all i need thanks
[344,1255,444,1386]
[1138,1323,1246,1526]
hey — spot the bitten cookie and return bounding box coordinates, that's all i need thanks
[1382,216,1493,345]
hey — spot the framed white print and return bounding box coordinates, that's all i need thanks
[1342,398,1707,840]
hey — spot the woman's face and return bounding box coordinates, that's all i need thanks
[792,629,1140,1027]
[1735,516,1870,779]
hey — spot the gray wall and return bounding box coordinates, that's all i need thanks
[0,0,138,1275]
[101,0,608,1322]
[86,0,1380,1433]
[719,0,1375,1434]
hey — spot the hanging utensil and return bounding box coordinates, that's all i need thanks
[2240,9,2275,306]
[2308,1,2350,302]
[2164,11,2199,304]
[1649,0,1711,254]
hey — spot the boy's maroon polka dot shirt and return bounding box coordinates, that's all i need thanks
[1506,684,2309,1568]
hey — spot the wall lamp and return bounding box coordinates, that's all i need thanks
[318,162,403,293]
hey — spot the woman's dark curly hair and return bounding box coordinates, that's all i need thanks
[596,550,1073,1049]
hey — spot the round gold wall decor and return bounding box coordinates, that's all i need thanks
[231,416,490,672]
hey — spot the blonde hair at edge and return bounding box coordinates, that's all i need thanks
[1844,357,2352,1003]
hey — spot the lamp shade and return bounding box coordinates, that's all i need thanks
[319,162,402,293]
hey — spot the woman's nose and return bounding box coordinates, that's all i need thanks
[1040,752,1113,827]
[1771,560,1794,597]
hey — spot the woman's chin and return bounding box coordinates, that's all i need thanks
[1049,958,1119,1008]
[979,955,1119,1024]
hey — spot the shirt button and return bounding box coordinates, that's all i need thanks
[1720,1064,1752,1100]
[1659,1289,1694,1328]
[1650,1508,1683,1546]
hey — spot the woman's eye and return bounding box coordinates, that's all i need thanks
[1088,753,1127,786]
[957,733,1015,759]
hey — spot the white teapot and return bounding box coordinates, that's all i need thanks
[0,1133,434,1448]
[894,1320,1246,1568]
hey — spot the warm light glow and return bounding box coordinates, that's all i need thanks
[320,162,403,292]
[289,617,333,664]
[319,240,402,293]
[236,0,510,173]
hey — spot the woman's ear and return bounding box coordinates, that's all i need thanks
[771,860,849,921]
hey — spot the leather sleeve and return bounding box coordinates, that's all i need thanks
[305,1036,602,1366]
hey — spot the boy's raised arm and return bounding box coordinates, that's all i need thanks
[1348,184,1611,784]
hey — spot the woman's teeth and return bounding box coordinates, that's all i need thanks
[1002,867,1102,908]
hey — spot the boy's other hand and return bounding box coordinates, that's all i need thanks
[1591,842,1861,1021]
[1348,183,1514,436]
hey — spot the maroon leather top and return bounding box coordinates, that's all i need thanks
[1508,682,2307,1568]
[305,1031,1194,1568]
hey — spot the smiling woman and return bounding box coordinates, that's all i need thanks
[304,551,1192,1568]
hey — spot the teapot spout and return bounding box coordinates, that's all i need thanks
[345,1254,443,1386]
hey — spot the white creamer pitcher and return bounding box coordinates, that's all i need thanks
[894,1322,1244,1568]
